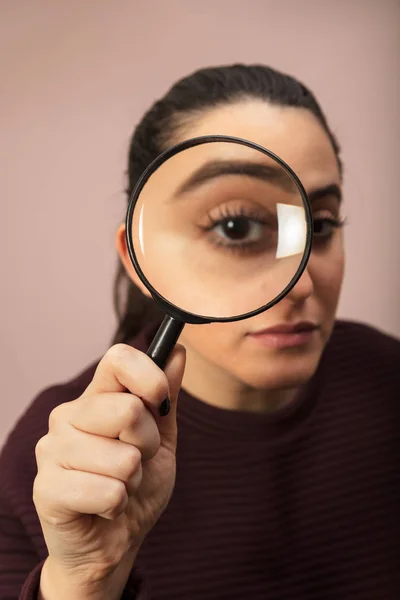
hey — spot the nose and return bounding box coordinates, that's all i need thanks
[285,267,314,305]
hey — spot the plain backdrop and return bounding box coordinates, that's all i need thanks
[1,0,399,446]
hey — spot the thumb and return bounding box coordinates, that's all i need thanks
[157,343,186,448]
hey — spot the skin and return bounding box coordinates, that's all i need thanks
[36,344,186,599]
[117,99,345,414]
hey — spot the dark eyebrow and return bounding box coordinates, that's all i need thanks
[174,159,298,196]
[173,158,342,205]
[308,183,342,204]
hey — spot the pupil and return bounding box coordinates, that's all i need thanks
[313,220,323,235]
[223,217,250,240]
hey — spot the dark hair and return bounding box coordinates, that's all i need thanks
[112,63,342,344]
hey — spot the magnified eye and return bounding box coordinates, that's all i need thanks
[128,139,314,319]
[199,205,277,255]
[214,216,265,243]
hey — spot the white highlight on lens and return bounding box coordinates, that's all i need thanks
[275,203,306,259]
[138,205,145,255]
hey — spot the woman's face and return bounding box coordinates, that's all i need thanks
[123,100,345,391]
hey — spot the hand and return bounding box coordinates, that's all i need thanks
[33,343,186,597]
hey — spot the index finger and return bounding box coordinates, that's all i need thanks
[83,344,169,412]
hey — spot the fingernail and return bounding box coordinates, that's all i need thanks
[159,397,170,416]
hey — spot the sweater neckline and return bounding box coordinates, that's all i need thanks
[177,369,322,442]
[131,322,325,442]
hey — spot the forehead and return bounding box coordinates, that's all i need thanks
[178,100,341,190]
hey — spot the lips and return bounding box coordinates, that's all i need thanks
[247,322,319,349]
[251,322,318,335]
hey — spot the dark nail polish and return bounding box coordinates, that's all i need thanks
[159,397,170,416]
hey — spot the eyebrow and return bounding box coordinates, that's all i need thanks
[174,159,297,195]
[308,183,342,204]
[174,159,342,203]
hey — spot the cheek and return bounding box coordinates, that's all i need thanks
[309,239,345,313]
[180,321,238,357]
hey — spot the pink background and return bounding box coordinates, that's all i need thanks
[1,0,399,445]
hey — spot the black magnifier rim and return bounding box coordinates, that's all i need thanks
[125,134,313,325]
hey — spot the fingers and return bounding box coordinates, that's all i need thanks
[38,425,146,483]
[34,343,187,530]
[51,393,160,460]
[83,344,170,415]
[33,466,136,523]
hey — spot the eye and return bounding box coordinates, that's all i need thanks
[313,217,344,238]
[198,204,278,256]
[213,215,265,243]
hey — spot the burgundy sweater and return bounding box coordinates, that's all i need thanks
[0,320,399,600]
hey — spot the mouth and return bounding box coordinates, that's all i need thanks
[247,322,319,349]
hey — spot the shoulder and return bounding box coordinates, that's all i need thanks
[0,330,152,476]
[329,319,400,360]
[0,360,99,511]
[3,360,99,452]
[321,318,400,391]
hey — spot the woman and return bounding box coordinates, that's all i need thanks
[0,64,399,600]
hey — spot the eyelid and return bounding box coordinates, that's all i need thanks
[313,208,341,219]
[202,202,275,229]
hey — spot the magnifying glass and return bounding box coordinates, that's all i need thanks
[125,135,313,370]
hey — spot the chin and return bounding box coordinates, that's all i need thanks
[238,349,322,391]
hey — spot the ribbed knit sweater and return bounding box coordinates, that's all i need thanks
[0,320,399,599]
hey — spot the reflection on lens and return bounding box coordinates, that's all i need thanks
[130,141,309,319]
[276,204,307,259]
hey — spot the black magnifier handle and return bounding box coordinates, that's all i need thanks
[146,315,185,370]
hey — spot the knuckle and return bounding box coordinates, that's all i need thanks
[119,446,141,481]
[48,403,68,430]
[121,395,144,426]
[105,343,132,369]
[106,479,127,511]
[34,435,50,462]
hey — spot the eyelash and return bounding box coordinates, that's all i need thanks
[201,205,269,231]
[198,205,273,255]
[198,206,346,256]
[312,215,346,238]
[202,207,346,227]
